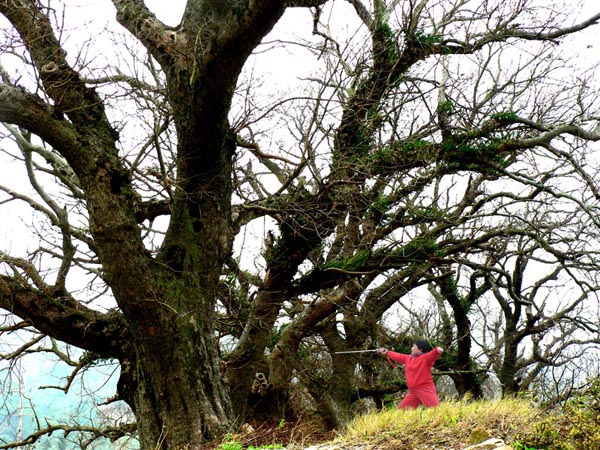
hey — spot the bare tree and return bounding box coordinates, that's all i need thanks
[1,0,600,448]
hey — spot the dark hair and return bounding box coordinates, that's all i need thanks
[414,339,433,353]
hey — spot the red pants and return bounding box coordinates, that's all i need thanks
[398,386,440,409]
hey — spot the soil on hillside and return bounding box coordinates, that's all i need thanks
[204,419,502,450]
[205,420,337,450]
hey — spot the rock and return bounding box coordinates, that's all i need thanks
[286,444,304,450]
[463,438,512,450]
[466,426,492,445]
[239,423,255,434]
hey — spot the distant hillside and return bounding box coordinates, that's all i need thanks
[0,359,127,449]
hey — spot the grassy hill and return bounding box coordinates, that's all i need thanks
[213,394,600,450]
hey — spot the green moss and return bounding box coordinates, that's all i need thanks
[366,194,392,216]
[381,22,399,60]
[324,249,373,272]
[398,235,442,261]
[402,139,432,153]
[491,111,518,122]
[415,30,444,50]
[337,120,372,161]
[441,135,515,171]
[371,139,435,166]
[467,426,492,445]
[438,99,453,115]
[406,204,445,222]
[380,22,393,38]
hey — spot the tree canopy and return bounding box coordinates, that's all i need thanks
[1,0,600,449]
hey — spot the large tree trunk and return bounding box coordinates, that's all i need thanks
[90,151,236,449]
[436,276,485,399]
[109,2,301,445]
[499,337,522,395]
[117,294,232,448]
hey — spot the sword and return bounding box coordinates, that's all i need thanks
[333,349,380,354]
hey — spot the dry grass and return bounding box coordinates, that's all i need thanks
[331,398,541,449]
[210,398,582,449]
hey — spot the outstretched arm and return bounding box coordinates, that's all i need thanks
[377,348,409,365]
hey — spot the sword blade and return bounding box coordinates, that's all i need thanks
[334,349,379,354]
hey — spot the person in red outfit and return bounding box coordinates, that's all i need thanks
[377,339,444,409]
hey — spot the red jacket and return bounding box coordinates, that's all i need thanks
[385,348,442,390]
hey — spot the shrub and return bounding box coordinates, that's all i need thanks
[515,378,600,450]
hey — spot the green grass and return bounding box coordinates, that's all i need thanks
[331,394,600,450]
[339,398,537,448]
[212,389,600,449]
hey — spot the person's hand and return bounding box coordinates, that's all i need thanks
[376,348,387,353]
[436,347,444,354]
